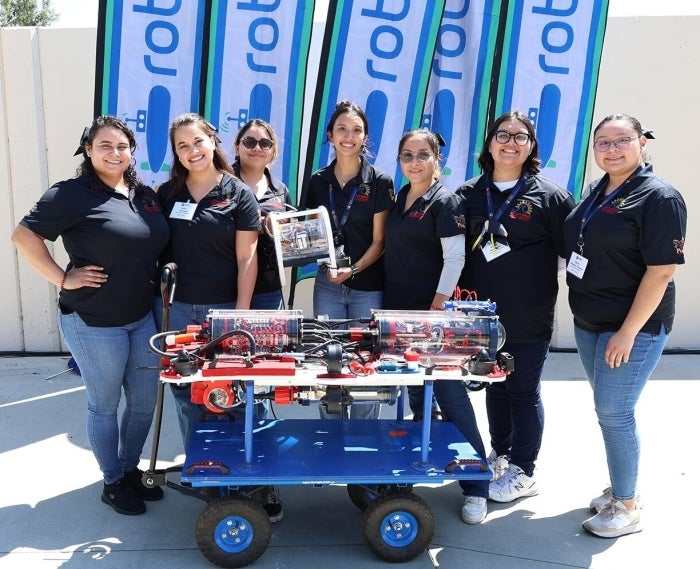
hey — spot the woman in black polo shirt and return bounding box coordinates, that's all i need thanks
[564,113,686,538]
[11,116,169,516]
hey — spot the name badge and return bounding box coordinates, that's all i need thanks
[480,237,510,262]
[170,201,197,220]
[566,252,588,279]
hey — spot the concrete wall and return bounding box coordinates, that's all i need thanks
[1,16,697,352]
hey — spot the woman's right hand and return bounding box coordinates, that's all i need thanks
[62,265,107,290]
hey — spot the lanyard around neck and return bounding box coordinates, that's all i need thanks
[328,183,360,231]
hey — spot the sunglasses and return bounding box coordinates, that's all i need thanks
[240,136,273,150]
[398,150,433,163]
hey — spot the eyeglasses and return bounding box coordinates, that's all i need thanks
[398,150,433,163]
[494,130,531,146]
[240,136,273,150]
[592,136,639,152]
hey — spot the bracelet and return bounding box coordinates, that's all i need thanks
[60,270,68,290]
[350,263,360,278]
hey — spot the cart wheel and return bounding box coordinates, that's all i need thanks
[347,484,414,511]
[195,497,271,568]
[362,494,435,562]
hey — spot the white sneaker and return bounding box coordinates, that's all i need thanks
[582,499,642,538]
[487,450,509,482]
[590,487,642,513]
[461,496,487,524]
[488,464,538,503]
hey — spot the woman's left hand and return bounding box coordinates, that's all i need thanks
[604,330,635,368]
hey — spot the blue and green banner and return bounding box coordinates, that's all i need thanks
[421,0,502,190]
[95,0,209,187]
[492,0,609,197]
[204,0,316,197]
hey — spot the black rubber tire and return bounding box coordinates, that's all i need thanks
[362,493,435,562]
[195,497,271,568]
[347,484,414,511]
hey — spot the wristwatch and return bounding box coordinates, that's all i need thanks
[350,263,360,278]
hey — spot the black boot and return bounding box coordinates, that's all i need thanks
[124,468,164,502]
[101,478,146,515]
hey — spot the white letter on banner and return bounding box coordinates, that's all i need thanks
[361,0,410,20]
[532,0,577,17]
[432,24,466,80]
[367,25,402,81]
[144,21,179,76]
[539,21,573,74]
[247,17,278,73]
[237,0,281,11]
[133,0,181,16]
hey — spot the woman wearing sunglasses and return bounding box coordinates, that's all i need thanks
[456,111,574,507]
[564,114,686,537]
[233,119,293,310]
[304,100,395,420]
[383,129,490,526]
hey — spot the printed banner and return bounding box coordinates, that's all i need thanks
[421,0,502,190]
[304,0,447,194]
[96,0,209,187]
[204,0,316,199]
[493,0,609,197]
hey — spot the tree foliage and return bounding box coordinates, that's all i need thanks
[0,0,58,27]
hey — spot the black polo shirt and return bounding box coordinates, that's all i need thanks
[233,161,292,294]
[305,156,395,291]
[457,173,575,342]
[384,181,465,310]
[158,172,260,304]
[20,174,169,327]
[564,163,686,334]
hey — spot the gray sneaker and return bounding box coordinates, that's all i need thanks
[488,464,538,503]
[582,499,642,538]
[461,496,487,524]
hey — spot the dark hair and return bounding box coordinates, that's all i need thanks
[234,118,280,163]
[325,100,369,155]
[77,115,141,190]
[478,110,541,175]
[397,128,442,179]
[593,113,643,138]
[167,113,234,193]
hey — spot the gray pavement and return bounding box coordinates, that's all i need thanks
[1,351,698,569]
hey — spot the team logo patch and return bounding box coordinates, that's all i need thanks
[602,197,625,214]
[454,213,466,230]
[354,182,371,203]
[510,199,533,222]
[673,237,685,255]
[210,199,231,208]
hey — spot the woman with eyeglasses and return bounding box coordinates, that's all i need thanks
[154,113,261,447]
[233,119,292,310]
[383,128,490,526]
[304,100,395,420]
[563,113,686,538]
[11,116,170,515]
[456,111,574,506]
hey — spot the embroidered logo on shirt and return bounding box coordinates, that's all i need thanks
[210,199,231,208]
[509,199,533,222]
[354,182,371,203]
[454,213,466,230]
[673,237,685,255]
[602,197,625,214]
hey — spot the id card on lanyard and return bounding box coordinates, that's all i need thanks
[328,184,359,256]
[472,176,525,261]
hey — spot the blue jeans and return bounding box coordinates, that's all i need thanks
[408,381,489,498]
[574,325,667,501]
[313,274,383,420]
[58,310,159,484]
[154,300,269,451]
[485,341,550,476]
[251,289,283,310]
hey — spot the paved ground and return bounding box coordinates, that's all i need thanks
[0,351,698,569]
